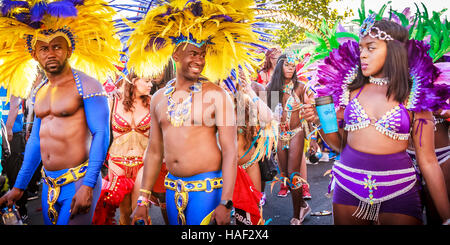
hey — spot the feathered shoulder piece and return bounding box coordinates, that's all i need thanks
[314,38,449,112]
[242,120,279,168]
[315,40,360,109]
[433,62,450,111]
[406,39,449,111]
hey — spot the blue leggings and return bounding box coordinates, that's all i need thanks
[41,168,101,225]
[166,171,222,225]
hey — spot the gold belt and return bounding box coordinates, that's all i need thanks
[109,155,143,167]
[164,175,223,225]
[41,161,89,225]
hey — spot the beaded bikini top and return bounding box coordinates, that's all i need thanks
[111,98,151,135]
[344,85,411,140]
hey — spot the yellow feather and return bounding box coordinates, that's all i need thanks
[0,0,121,99]
[126,0,263,85]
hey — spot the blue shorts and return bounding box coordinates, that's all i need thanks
[41,167,101,225]
[165,170,222,225]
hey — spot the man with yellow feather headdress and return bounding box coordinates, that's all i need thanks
[126,0,268,225]
[0,0,121,225]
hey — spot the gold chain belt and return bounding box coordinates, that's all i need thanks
[164,175,223,225]
[109,155,143,167]
[41,161,89,225]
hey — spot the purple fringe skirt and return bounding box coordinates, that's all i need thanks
[331,145,423,222]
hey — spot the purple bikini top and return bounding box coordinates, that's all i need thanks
[344,86,411,140]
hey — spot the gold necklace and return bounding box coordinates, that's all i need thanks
[164,79,202,127]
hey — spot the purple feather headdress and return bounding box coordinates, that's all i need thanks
[315,38,448,112]
[316,40,360,109]
[406,39,448,112]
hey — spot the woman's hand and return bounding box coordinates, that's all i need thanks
[301,104,320,125]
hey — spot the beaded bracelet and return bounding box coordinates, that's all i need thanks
[139,189,152,195]
[137,196,150,207]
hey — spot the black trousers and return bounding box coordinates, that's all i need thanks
[1,132,31,216]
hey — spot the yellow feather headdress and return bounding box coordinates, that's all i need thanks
[125,0,264,83]
[0,0,121,99]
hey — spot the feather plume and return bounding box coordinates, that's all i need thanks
[124,0,264,83]
[0,0,122,98]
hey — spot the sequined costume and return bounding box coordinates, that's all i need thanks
[93,98,168,224]
[15,71,110,225]
[315,13,449,222]
[109,97,151,179]
[109,96,167,193]
[279,82,304,150]
[344,85,411,140]
[115,0,279,226]
[1,0,119,225]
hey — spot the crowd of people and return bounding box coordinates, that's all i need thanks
[0,0,449,226]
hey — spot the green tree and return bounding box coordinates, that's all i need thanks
[264,0,353,48]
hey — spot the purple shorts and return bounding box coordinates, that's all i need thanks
[332,145,423,221]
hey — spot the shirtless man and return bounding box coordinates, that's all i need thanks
[131,42,237,225]
[0,36,110,225]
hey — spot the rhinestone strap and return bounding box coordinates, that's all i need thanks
[333,174,417,204]
[332,166,417,187]
[333,161,416,176]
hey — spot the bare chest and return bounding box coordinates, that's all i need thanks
[34,83,82,118]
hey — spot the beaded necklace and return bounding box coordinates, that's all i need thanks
[369,76,389,86]
[164,79,202,127]
[282,81,294,93]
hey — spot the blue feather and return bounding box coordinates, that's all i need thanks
[68,0,84,6]
[224,78,236,94]
[30,1,48,22]
[46,1,78,18]
[1,0,29,16]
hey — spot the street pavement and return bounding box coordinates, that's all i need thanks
[26,159,335,225]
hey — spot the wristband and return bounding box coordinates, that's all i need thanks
[137,196,150,207]
[139,189,152,195]
[252,96,260,103]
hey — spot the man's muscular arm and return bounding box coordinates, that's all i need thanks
[212,87,237,225]
[70,74,110,218]
[81,77,110,188]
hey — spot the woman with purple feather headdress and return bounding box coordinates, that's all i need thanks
[387,4,450,225]
[301,12,450,225]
